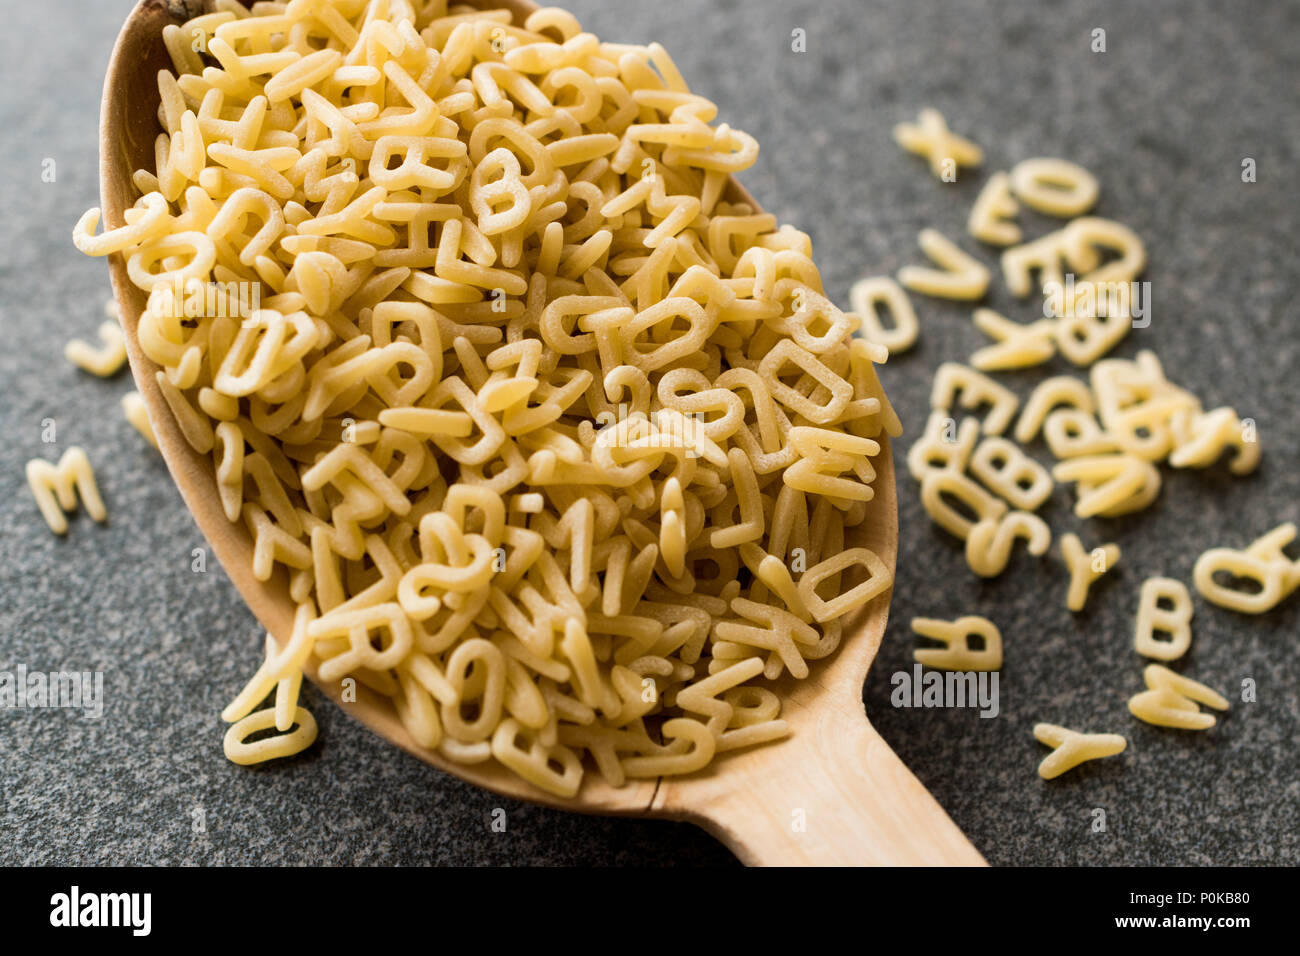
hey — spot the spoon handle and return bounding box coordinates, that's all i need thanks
[668,704,987,866]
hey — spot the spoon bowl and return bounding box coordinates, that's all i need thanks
[99,0,985,864]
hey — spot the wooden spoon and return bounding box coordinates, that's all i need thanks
[98,0,985,865]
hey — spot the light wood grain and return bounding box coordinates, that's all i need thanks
[99,0,984,864]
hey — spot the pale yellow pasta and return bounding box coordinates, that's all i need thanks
[964,510,1050,577]
[967,171,1020,246]
[892,108,983,180]
[849,276,918,355]
[1091,352,1201,461]
[1042,408,1120,459]
[907,410,980,481]
[1008,158,1099,218]
[968,436,1053,511]
[930,362,1019,436]
[1053,453,1161,519]
[1128,664,1228,730]
[911,615,1002,670]
[1014,375,1094,445]
[969,308,1055,371]
[1033,723,1126,779]
[66,315,128,377]
[75,1,895,791]
[223,706,319,765]
[1060,533,1119,612]
[898,228,990,301]
[1002,230,1070,299]
[1193,524,1300,614]
[26,447,107,535]
[1168,406,1259,475]
[1063,217,1145,285]
[1134,577,1194,661]
[1056,308,1131,367]
[920,468,1007,539]
[121,392,159,449]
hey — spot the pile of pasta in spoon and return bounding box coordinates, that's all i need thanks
[74,0,897,796]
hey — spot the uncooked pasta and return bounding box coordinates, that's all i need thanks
[1134,576,1193,661]
[911,615,1002,670]
[27,447,107,536]
[75,0,898,795]
[1033,723,1126,779]
[1128,664,1228,730]
[898,229,990,301]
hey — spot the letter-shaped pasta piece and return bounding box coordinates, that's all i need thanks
[920,469,1007,539]
[1056,308,1131,367]
[796,548,892,623]
[122,392,159,449]
[967,171,1020,246]
[1043,409,1119,460]
[65,321,127,377]
[849,276,918,355]
[1060,534,1120,612]
[785,426,880,504]
[912,615,1002,670]
[224,706,318,765]
[898,228,990,301]
[1014,376,1094,444]
[1033,723,1126,779]
[710,448,764,548]
[907,410,980,481]
[491,719,583,797]
[1134,577,1194,661]
[222,603,317,726]
[1063,218,1145,284]
[621,718,716,778]
[1128,664,1228,730]
[931,362,1019,436]
[26,448,108,535]
[1053,454,1161,519]
[968,437,1053,511]
[965,511,1050,578]
[1009,158,1099,218]
[892,108,983,179]
[309,603,415,683]
[1001,230,1071,299]
[1169,407,1260,475]
[969,309,1055,371]
[72,192,170,256]
[758,339,852,425]
[1192,524,1300,614]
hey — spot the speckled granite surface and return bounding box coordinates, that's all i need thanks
[0,0,1296,866]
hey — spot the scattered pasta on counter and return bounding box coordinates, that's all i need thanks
[1193,523,1300,614]
[121,391,159,449]
[968,308,1056,371]
[899,229,990,301]
[1060,533,1119,612]
[1128,664,1229,730]
[884,118,1265,781]
[967,171,1020,246]
[892,108,983,181]
[1033,723,1127,780]
[26,447,107,536]
[850,276,919,355]
[65,312,128,377]
[1007,158,1099,219]
[911,615,1002,671]
[1134,576,1194,661]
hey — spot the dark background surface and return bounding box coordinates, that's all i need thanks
[0,0,1295,866]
